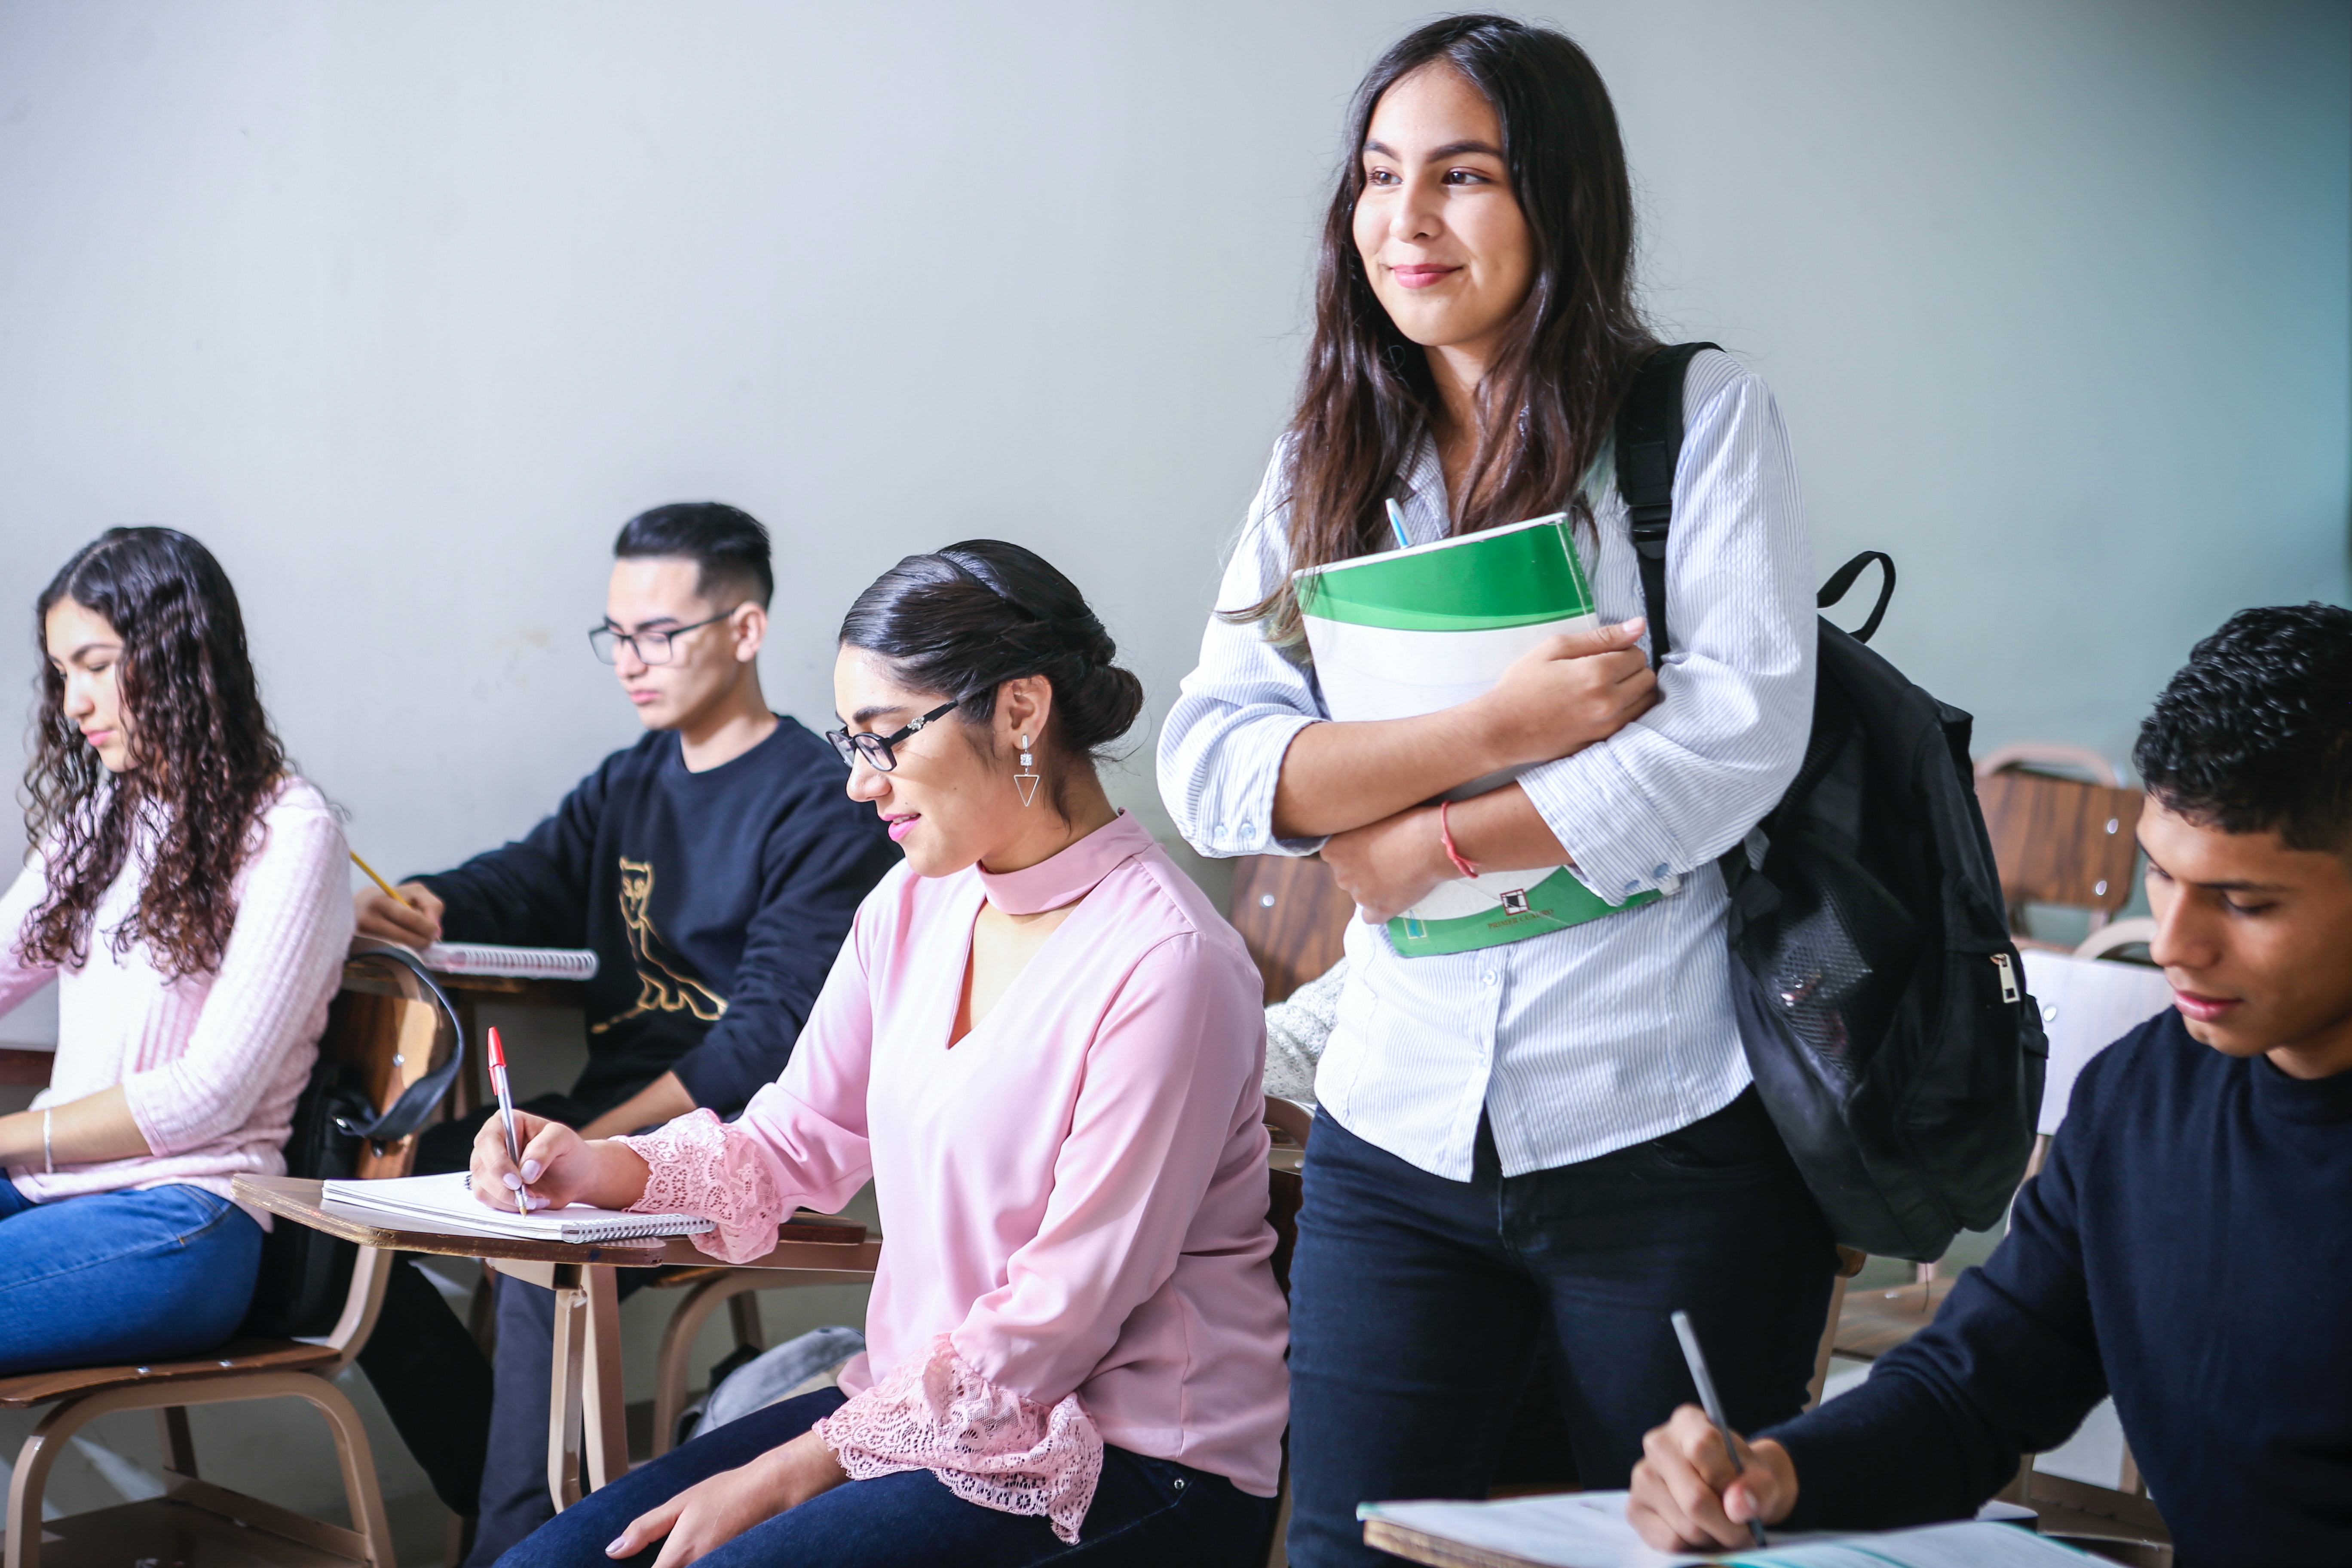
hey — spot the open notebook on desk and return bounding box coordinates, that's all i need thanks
[322,1169,708,1244]
[1359,1491,2071,1568]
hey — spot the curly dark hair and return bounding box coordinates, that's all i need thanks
[2134,602,2352,854]
[20,528,291,980]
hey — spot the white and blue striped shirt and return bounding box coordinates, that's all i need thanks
[1156,350,1814,1181]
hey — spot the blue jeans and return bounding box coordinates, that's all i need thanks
[1284,1092,1837,1567]
[0,1177,265,1375]
[497,1387,1278,1568]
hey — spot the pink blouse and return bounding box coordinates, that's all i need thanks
[621,812,1288,1540]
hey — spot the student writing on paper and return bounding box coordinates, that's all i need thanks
[0,530,352,1373]
[348,505,898,1559]
[481,542,1288,1567]
[1628,605,2352,1567]
[1157,18,1826,1565]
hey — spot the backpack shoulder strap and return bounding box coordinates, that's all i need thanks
[1613,341,1719,668]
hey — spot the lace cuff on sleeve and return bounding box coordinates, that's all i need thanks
[813,1333,1105,1544]
[618,1109,784,1265]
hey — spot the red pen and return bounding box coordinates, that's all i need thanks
[487,1026,530,1219]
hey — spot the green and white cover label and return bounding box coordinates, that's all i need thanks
[1295,513,1655,957]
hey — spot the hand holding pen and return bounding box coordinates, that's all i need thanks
[1624,1312,1801,1550]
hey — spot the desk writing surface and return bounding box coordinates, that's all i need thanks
[233,1176,882,1273]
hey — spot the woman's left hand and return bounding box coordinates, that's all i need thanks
[607,1429,848,1566]
[1321,805,1452,923]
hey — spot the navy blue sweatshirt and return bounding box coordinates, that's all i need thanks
[415,719,898,1115]
[1763,1008,2352,1565]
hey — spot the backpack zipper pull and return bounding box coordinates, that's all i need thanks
[1991,952,2020,1003]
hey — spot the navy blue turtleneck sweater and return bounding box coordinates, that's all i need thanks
[416,719,897,1115]
[1764,1008,2352,1565]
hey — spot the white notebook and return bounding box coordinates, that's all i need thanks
[419,942,599,981]
[321,1170,711,1244]
[1357,1492,2061,1568]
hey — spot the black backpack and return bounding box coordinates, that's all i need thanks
[1616,343,2046,1262]
[240,943,467,1337]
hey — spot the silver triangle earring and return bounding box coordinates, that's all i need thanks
[1015,734,1041,808]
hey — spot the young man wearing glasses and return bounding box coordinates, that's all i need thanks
[350,502,897,1561]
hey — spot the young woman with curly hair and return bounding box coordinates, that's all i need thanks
[0,527,352,1374]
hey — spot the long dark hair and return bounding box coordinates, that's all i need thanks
[1244,14,1655,640]
[837,540,1144,821]
[20,528,291,980]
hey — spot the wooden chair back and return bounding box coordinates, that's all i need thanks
[1228,855,1354,1004]
[1975,765,2144,929]
[327,952,458,1179]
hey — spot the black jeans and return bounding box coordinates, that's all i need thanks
[497,1387,1277,1567]
[1284,1090,1835,1568]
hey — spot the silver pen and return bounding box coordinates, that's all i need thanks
[1670,1309,1768,1549]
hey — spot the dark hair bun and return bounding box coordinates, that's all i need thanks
[838,540,1145,763]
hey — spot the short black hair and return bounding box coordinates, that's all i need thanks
[2135,602,2352,853]
[612,502,773,609]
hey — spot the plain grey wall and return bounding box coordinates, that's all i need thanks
[1,0,2346,957]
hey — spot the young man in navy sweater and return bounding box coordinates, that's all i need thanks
[351,503,897,1561]
[1629,602,2352,1566]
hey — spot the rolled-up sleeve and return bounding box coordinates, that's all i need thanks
[1156,452,1329,861]
[1519,362,1814,905]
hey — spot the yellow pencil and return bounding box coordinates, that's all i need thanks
[350,851,416,910]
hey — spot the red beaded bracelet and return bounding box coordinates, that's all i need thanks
[1438,799,1481,880]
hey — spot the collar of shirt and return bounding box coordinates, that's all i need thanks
[975,810,1154,915]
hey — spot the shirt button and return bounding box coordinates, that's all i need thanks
[1653,863,1671,878]
[1623,879,1639,893]
[1482,971,1498,986]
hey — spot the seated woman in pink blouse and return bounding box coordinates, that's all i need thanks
[0,527,353,1374]
[479,541,1289,1568]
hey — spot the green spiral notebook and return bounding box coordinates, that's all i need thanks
[1294,513,1658,958]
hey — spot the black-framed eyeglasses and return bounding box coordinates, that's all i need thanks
[588,608,740,665]
[825,701,959,772]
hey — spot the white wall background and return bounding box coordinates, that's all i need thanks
[0,3,2344,1557]
[1,0,2345,900]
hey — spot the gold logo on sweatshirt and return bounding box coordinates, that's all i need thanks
[590,858,728,1033]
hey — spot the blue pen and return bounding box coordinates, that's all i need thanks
[1384,498,1412,551]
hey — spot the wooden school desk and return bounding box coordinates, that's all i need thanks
[232,1175,880,1510]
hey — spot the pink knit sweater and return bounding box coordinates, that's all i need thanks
[0,779,354,1225]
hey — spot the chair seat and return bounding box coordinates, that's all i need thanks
[0,1337,340,1409]
[1831,1276,1956,1362]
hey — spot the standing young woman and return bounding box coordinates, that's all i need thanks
[0,527,353,1373]
[1157,17,1832,1563]
[485,542,1286,1568]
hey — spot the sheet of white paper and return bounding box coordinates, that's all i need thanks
[1359,1492,1707,1568]
[1357,1494,2087,1568]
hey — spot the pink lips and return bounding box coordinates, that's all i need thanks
[886,815,919,844]
[1391,263,1460,289]
[2172,989,2241,1024]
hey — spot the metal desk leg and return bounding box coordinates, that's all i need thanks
[545,1264,588,1511]
[494,1257,632,1511]
[582,1265,628,1491]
